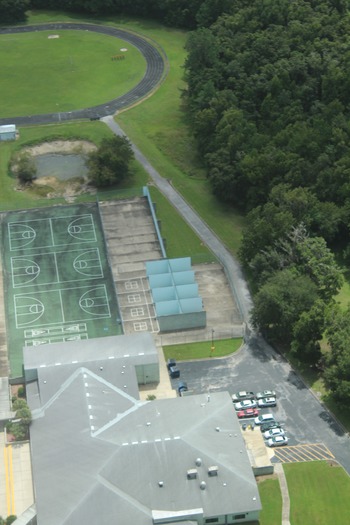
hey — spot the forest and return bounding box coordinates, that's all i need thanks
[183,0,350,407]
[2,0,350,406]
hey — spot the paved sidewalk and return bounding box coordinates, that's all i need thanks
[274,463,291,525]
[0,433,34,518]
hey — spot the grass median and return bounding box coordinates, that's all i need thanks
[163,338,243,361]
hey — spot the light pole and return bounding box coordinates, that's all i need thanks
[210,329,215,356]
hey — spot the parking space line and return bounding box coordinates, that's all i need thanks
[4,444,15,516]
[311,443,335,459]
[273,443,335,464]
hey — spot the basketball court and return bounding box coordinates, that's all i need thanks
[1,202,121,378]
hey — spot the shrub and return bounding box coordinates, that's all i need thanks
[15,153,37,184]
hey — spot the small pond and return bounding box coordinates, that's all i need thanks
[34,153,88,181]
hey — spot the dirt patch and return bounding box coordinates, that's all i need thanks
[23,140,97,156]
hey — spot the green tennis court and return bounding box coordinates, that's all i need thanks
[1,202,122,378]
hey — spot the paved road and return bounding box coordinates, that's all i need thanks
[103,115,350,475]
[0,23,166,126]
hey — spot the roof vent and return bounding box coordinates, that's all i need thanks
[200,481,206,490]
[158,481,164,487]
[187,469,198,480]
[208,466,218,477]
[195,458,202,467]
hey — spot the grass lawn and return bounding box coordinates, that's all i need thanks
[258,477,282,525]
[0,121,115,210]
[22,10,246,256]
[0,10,245,256]
[284,461,350,525]
[148,186,215,262]
[163,338,243,361]
[0,30,145,117]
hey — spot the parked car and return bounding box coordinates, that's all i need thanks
[254,413,276,425]
[237,408,259,419]
[177,381,188,396]
[260,421,282,433]
[235,399,258,411]
[169,366,180,379]
[256,390,276,400]
[267,435,289,447]
[232,391,255,402]
[264,427,285,439]
[258,396,277,408]
[167,358,176,370]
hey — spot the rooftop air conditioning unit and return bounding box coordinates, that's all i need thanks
[187,469,198,480]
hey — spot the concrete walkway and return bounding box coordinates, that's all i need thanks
[274,463,291,525]
[0,433,34,518]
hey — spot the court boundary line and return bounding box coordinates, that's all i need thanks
[10,247,104,288]
[13,284,111,328]
[7,213,97,251]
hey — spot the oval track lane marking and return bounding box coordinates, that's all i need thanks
[0,22,167,126]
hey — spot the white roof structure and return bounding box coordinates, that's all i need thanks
[0,124,16,133]
[24,335,261,525]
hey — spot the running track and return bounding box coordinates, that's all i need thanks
[0,23,167,125]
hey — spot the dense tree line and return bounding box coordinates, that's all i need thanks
[183,0,350,405]
[0,0,29,23]
[22,0,231,29]
[1,0,233,29]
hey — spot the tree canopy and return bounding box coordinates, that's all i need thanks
[0,0,29,23]
[87,135,134,188]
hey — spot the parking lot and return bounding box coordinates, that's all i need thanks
[170,335,350,474]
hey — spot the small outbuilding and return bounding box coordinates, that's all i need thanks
[0,124,17,141]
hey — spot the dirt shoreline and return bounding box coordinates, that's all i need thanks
[23,140,97,156]
[20,140,97,202]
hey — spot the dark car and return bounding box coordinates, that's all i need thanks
[232,391,255,402]
[167,358,177,370]
[169,366,180,379]
[178,381,188,395]
[260,421,282,433]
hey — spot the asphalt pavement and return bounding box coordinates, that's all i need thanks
[103,116,350,476]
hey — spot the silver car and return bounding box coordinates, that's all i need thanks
[234,399,258,411]
[267,435,289,447]
[264,427,285,439]
[258,396,277,408]
[256,390,276,400]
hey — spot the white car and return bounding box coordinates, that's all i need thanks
[256,390,276,400]
[258,396,277,408]
[264,427,285,439]
[267,435,288,447]
[234,399,257,411]
[254,413,276,425]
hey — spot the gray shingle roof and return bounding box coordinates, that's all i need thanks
[25,335,261,525]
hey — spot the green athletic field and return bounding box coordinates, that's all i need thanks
[0,30,146,117]
[1,202,122,378]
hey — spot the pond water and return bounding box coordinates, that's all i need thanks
[34,153,88,181]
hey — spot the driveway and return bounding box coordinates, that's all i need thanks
[103,116,350,475]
